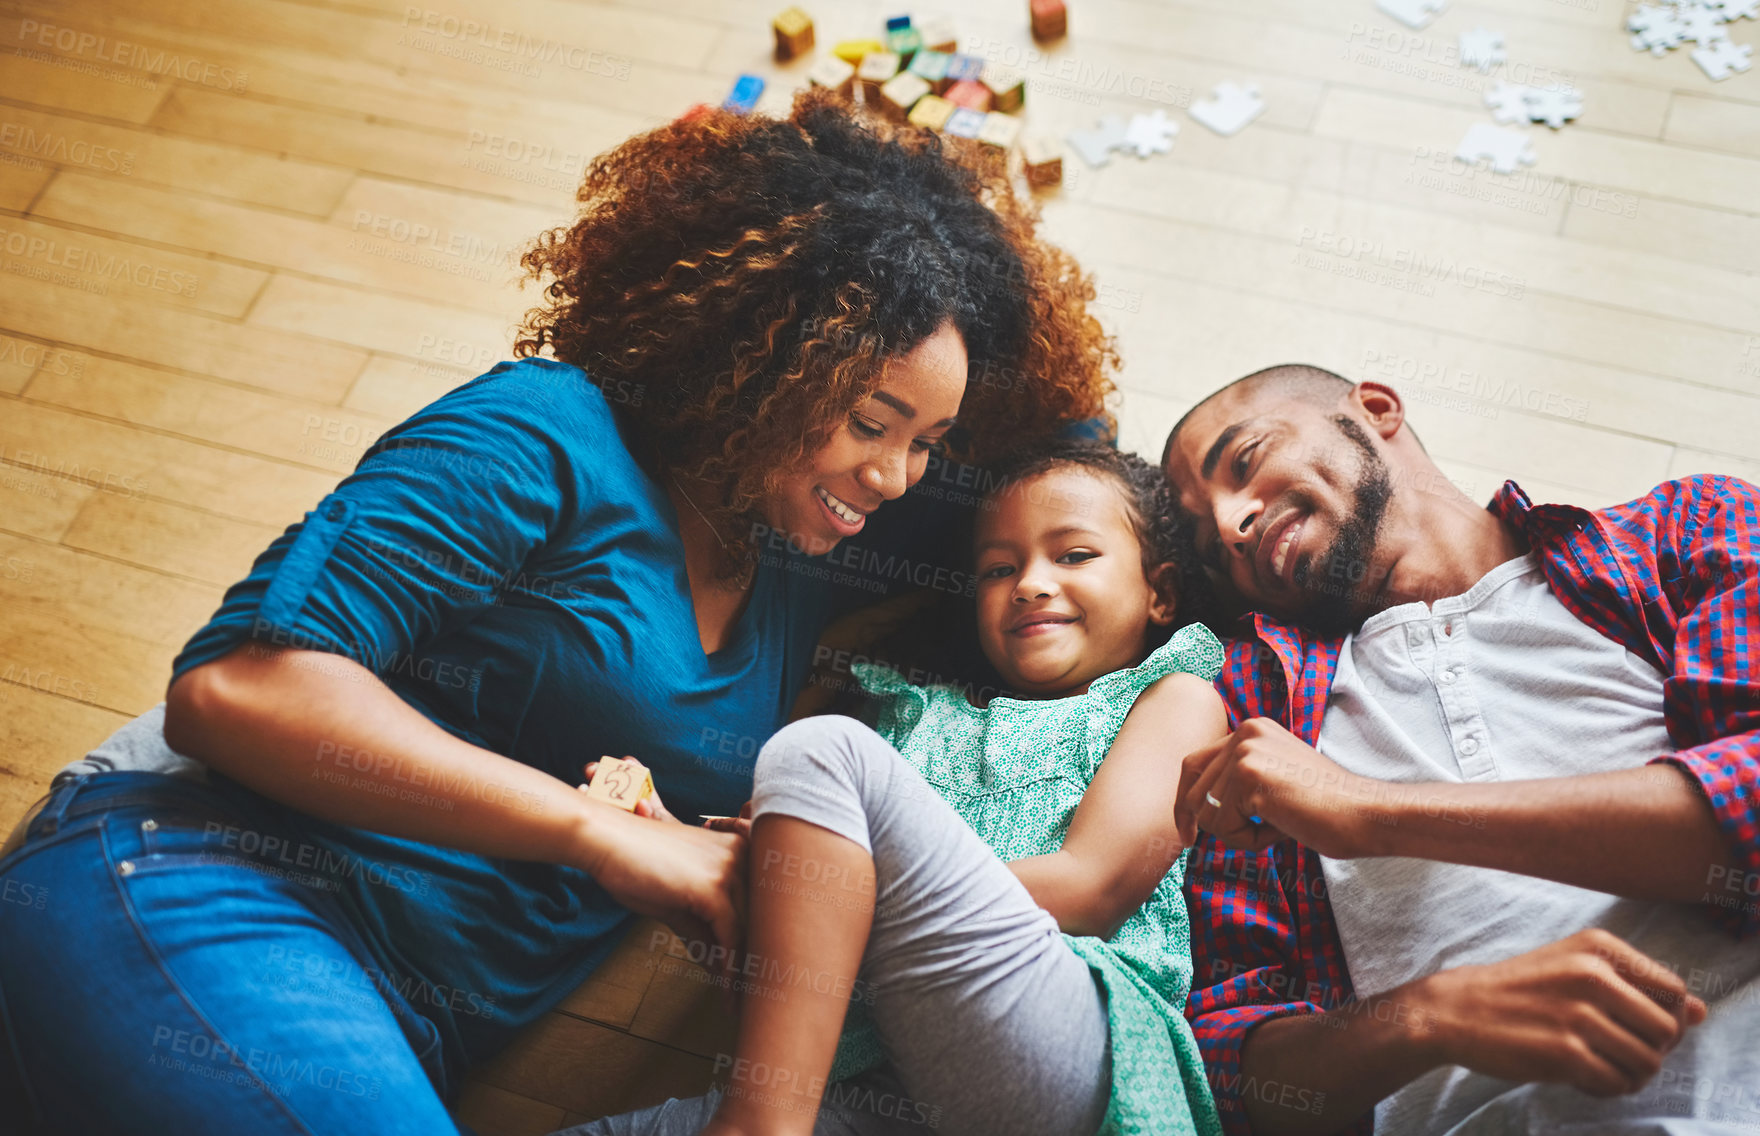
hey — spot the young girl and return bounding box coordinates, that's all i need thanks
[580,442,1229,1136]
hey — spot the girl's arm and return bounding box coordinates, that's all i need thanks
[1008,672,1230,938]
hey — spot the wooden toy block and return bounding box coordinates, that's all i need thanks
[977,111,1023,150]
[945,53,985,84]
[918,18,958,53]
[944,78,992,111]
[885,14,912,32]
[886,25,923,63]
[808,54,857,98]
[833,38,883,65]
[982,63,1026,113]
[586,756,655,812]
[857,51,902,101]
[722,73,766,114]
[907,93,956,131]
[878,71,932,119]
[1020,134,1063,186]
[773,6,815,61]
[908,49,951,92]
[945,107,986,138]
[1030,0,1066,42]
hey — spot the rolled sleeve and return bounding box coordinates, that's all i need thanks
[172,361,591,684]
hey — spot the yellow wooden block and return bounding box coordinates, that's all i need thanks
[772,7,815,60]
[833,38,884,65]
[587,756,655,812]
[906,94,955,132]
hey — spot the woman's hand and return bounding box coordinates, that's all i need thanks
[571,799,748,973]
[581,756,677,822]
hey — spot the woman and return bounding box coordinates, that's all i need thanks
[0,90,1114,1135]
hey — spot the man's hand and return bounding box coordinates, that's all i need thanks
[1426,927,1707,1095]
[1176,717,1385,857]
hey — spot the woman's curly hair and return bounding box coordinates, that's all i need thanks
[514,88,1118,577]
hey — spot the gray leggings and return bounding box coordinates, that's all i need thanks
[554,715,1111,1136]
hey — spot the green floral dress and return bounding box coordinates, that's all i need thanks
[836,622,1227,1136]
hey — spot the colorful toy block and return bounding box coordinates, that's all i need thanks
[586,756,655,812]
[723,73,766,114]
[978,111,1023,150]
[808,54,857,97]
[944,78,992,111]
[885,14,912,31]
[908,49,951,92]
[833,38,884,64]
[945,107,986,137]
[1030,0,1066,41]
[773,6,815,60]
[878,70,932,119]
[945,53,985,83]
[1021,134,1063,186]
[886,25,923,63]
[907,93,956,130]
[857,51,902,101]
[918,18,958,53]
[982,63,1026,113]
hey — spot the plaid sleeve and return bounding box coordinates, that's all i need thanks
[1648,476,1760,935]
[1189,632,1368,1134]
[1186,838,1368,1136]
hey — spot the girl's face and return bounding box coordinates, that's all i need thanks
[974,466,1178,699]
[767,321,967,556]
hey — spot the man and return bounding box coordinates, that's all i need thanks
[1162,364,1760,1135]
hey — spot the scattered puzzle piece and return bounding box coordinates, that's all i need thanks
[1377,0,1448,29]
[1021,134,1064,186]
[1679,4,1732,44]
[1123,110,1179,157]
[772,6,814,61]
[586,756,655,812]
[1523,85,1583,129]
[1189,81,1265,136]
[1455,122,1537,174]
[1628,4,1688,54]
[1458,28,1506,73]
[1067,115,1127,166]
[1484,80,1532,124]
[1709,0,1759,20]
[1693,37,1753,77]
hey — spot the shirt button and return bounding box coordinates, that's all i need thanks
[118,860,136,876]
[325,500,347,522]
[1460,738,1480,756]
[1440,669,1456,684]
[141,819,158,832]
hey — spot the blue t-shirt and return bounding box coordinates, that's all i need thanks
[171,358,951,1079]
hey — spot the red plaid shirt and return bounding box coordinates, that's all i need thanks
[1183,476,1760,1135]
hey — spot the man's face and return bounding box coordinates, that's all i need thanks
[1165,393,1393,635]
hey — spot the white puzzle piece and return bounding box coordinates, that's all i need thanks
[1484,81,1533,124]
[1455,122,1537,174]
[1523,85,1583,129]
[1066,116,1128,167]
[1122,110,1179,157]
[1458,28,1506,73]
[1628,4,1688,53]
[1377,0,1448,29]
[1692,38,1753,78]
[1189,82,1265,137]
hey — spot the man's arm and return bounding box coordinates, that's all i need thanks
[1178,721,1738,905]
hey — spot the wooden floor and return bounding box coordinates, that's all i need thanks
[0,0,1755,1128]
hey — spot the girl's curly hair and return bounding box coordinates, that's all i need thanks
[514,88,1118,577]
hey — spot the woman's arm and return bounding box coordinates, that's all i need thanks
[165,642,746,960]
[1009,671,1230,938]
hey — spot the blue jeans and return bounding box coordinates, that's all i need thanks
[0,772,466,1135]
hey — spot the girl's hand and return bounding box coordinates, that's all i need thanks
[573,799,748,974]
[581,756,677,823]
[701,799,754,838]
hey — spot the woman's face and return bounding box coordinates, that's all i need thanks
[766,321,968,557]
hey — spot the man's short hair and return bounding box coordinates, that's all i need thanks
[1161,364,1352,466]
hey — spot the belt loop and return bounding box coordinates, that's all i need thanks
[31,776,89,839]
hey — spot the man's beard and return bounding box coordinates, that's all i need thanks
[1288,415,1392,636]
